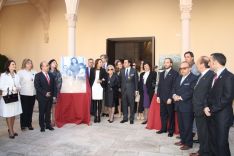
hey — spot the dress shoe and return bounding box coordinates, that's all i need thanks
[156,130,166,134]
[46,127,54,131]
[193,139,199,143]
[97,116,101,123]
[28,126,34,130]
[94,117,98,123]
[174,141,184,146]
[180,145,192,150]
[190,152,200,156]
[168,133,173,137]
[21,127,26,131]
[120,120,128,123]
[130,121,134,124]
[141,120,147,124]
[40,128,45,132]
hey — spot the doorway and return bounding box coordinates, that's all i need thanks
[106,37,155,67]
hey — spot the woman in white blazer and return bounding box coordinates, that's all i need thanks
[0,60,22,139]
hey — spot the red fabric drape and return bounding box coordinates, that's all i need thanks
[55,79,91,128]
[146,95,179,134]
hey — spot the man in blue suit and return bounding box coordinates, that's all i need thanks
[173,61,198,150]
[157,58,179,137]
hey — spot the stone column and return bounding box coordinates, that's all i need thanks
[65,0,80,56]
[180,0,192,60]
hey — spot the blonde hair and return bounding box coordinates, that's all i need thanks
[21,59,33,69]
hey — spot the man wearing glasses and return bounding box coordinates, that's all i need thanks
[172,61,198,150]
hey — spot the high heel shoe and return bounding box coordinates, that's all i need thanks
[8,129,18,136]
[9,135,15,139]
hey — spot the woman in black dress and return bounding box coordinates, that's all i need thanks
[105,65,119,123]
[139,62,157,124]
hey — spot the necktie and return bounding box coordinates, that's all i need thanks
[45,73,50,84]
[180,77,185,85]
[212,74,218,87]
[125,69,129,79]
[195,74,203,86]
[164,70,168,79]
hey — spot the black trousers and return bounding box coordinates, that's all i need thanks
[160,101,175,133]
[38,99,53,129]
[122,91,135,121]
[177,111,194,147]
[20,95,36,128]
[209,114,231,156]
[195,115,211,156]
[92,100,102,117]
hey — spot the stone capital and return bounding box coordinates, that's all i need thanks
[180,0,192,20]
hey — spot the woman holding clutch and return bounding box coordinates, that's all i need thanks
[0,60,22,139]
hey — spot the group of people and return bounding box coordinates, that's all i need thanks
[0,59,62,138]
[0,51,233,156]
[87,55,157,124]
[87,52,234,156]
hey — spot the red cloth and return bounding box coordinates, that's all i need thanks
[55,80,91,128]
[146,95,179,134]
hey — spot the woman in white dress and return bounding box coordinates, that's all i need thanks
[0,60,22,139]
[89,59,107,123]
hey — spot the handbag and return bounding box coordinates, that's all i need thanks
[3,88,19,104]
[135,92,140,102]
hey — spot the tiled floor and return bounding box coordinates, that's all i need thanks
[0,110,233,156]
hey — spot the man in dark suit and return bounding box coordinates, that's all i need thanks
[190,56,215,156]
[206,53,234,156]
[34,61,56,132]
[173,61,198,150]
[157,58,178,137]
[86,58,94,78]
[120,59,138,124]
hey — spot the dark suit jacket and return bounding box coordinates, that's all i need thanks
[173,73,198,112]
[192,70,215,116]
[207,69,234,126]
[139,71,157,103]
[157,69,179,102]
[34,72,56,102]
[89,67,107,88]
[119,67,138,95]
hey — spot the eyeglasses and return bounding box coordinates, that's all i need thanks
[179,67,189,70]
[108,69,114,71]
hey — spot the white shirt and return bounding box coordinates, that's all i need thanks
[143,71,150,84]
[196,68,210,86]
[180,72,190,85]
[164,68,171,78]
[17,69,36,96]
[125,67,131,76]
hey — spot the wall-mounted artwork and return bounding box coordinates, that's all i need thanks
[159,54,181,72]
[60,56,86,93]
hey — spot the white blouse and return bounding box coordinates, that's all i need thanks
[17,69,36,96]
[143,71,150,84]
